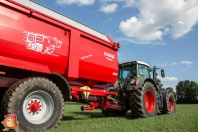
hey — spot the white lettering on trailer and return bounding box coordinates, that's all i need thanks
[81,54,93,60]
[23,31,62,56]
[104,52,115,61]
[113,72,118,76]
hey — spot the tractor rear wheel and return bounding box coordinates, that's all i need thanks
[129,82,157,118]
[0,77,64,131]
[160,91,176,114]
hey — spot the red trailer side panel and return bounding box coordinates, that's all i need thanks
[0,2,69,74]
[79,35,118,83]
[0,0,119,84]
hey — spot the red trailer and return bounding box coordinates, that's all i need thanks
[0,0,176,131]
[0,0,120,131]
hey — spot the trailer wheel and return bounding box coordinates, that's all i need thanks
[129,82,157,118]
[0,77,64,131]
[160,91,176,114]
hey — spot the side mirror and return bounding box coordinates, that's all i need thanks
[161,69,165,78]
[148,68,152,72]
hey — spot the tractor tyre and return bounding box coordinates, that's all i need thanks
[160,91,176,114]
[0,89,7,103]
[129,82,157,118]
[0,77,64,131]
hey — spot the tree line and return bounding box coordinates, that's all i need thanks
[176,80,198,103]
[159,80,198,104]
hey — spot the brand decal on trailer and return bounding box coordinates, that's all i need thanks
[23,31,62,56]
[113,72,118,76]
[81,54,93,60]
[104,52,115,61]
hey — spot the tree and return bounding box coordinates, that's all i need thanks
[176,80,198,103]
[159,84,165,91]
[186,81,198,101]
[166,87,174,93]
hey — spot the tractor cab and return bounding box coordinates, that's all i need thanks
[118,61,165,82]
[118,61,151,81]
[108,60,165,92]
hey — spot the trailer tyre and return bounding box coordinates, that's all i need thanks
[129,82,157,118]
[160,91,176,114]
[0,77,64,131]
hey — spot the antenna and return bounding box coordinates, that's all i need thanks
[148,54,151,67]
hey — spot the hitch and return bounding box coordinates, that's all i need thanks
[81,106,94,111]
[81,102,99,111]
[80,96,120,111]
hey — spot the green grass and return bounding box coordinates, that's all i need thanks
[45,104,198,132]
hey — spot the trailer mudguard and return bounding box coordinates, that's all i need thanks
[51,72,71,101]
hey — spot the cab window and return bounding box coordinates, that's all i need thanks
[118,65,136,80]
[138,64,150,78]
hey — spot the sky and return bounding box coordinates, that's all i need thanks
[33,0,198,90]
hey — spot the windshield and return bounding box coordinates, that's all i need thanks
[118,65,136,80]
[138,64,150,78]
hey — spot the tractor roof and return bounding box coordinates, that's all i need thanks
[120,61,150,67]
[136,61,150,67]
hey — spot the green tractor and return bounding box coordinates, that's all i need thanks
[104,61,176,117]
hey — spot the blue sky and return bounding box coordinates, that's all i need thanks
[34,0,198,90]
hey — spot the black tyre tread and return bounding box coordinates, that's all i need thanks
[160,91,176,114]
[129,82,157,118]
[0,77,64,130]
[0,79,25,130]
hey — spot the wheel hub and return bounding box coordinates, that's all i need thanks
[28,100,41,113]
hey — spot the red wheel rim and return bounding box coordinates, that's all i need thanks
[169,97,174,112]
[145,90,155,112]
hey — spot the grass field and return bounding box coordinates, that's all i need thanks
[45,104,198,132]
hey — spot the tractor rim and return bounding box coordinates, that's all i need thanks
[145,90,155,112]
[22,90,54,124]
[169,97,174,112]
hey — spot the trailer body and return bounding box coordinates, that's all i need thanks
[0,0,120,131]
[0,1,176,131]
[0,0,119,85]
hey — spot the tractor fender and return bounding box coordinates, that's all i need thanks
[127,77,158,91]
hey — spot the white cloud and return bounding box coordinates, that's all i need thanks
[160,62,168,67]
[56,0,95,6]
[180,61,194,66]
[99,3,118,14]
[119,0,198,41]
[99,0,124,2]
[158,62,178,66]
[170,62,177,66]
[123,0,136,7]
[158,76,179,82]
